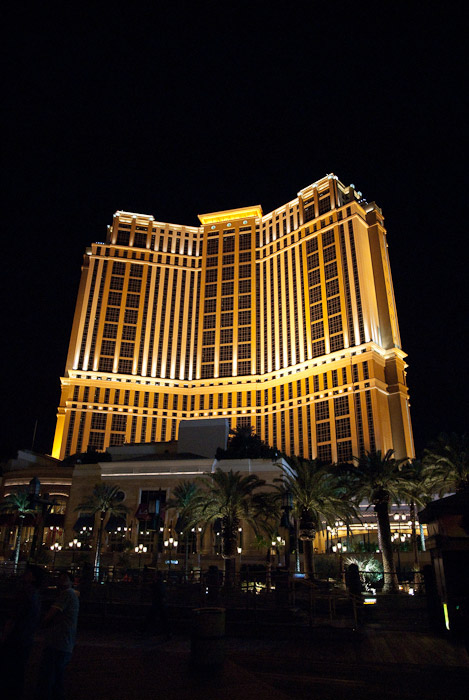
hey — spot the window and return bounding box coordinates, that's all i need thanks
[108,292,122,306]
[315,401,329,420]
[88,431,105,450]
[334,395,349,416]
[122,325,136,340]
[126,294,140,308]
[124,309,138,324]
[335,417,351,439]
[110,276,124,290]
[203,330,215,345]
[120,342,134,358]
[111,414,127,431]
[207,239,219,255]
[324,261,338,280]
[329,316,342,334]
[223,237,235,253]
[130,264,143,277]
[222,266,234,280]
[103,324,118,338]
[310,304,322,322]
[327,297,341,315]
[101,340,115,356]
[222,281,234,296]
[316,422,331,442]
[311,321,324,340]
[204,314,216,329]
[220,328,233,343]
[128,278,141,293]
[238,343,251,359]
[91,413,107,430]
[322,229,335,247]
[337,441,352,462]
[221,312,233,327]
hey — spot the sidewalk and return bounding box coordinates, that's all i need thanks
[24,624,469,700]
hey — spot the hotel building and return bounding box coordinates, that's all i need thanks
[52,174,414,463]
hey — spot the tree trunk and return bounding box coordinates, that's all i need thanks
[184,535,189,580]
[410,500,419,569]
[94,514,105,582]
[14,518,24,571]
[303,539,315,579]
[375,502,398,593]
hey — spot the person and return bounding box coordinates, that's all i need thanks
[36,572,79,700]
[345,563,363,627]
[0,564,43,699]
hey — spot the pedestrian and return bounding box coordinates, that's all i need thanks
[36,572,79,700]
[345,563,363,627]
[0,564,43,699]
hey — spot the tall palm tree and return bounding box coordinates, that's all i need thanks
[400,459,434,574]
[76,484,129,581]
[0,489,35,571]
[345,450,407,593]
[197,469,278,580]
[423,433,469,494]
[167,481,203,575]
[276,457,356,579]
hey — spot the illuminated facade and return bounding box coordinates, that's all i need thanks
[52,174,414,462]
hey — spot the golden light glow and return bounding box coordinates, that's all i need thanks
[198,205,262,225]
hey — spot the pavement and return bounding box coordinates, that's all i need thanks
[23,617,469,700]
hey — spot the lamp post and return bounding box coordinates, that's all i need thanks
[69,538,82,566]
[50,542,62,570]
[134,543,147,577]
[164,537,178,577]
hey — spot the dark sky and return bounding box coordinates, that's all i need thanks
[2,2,467,461]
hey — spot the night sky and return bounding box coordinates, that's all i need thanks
[2,3,467,462]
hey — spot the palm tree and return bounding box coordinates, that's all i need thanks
[276,457,356,579]
[0,489,35,571]
[345,450,408,593]
[167,481,203,576]
[215,425,276,460]
[423,433,469,494]
[76,484,129,581]
[197,469,278,580]
[400,459,434,578]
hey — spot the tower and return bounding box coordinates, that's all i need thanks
[52,174,414,462]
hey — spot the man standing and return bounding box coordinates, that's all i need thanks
[36,572,79,700]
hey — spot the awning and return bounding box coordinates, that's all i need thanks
[73,515,95,532]
[105,515,127,532]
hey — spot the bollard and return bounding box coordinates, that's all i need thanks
[191,607,225,667]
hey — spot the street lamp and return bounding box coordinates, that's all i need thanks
[50,542,62,570]
[69,538,82,566]
[134,543,147,575]
[164,537,178,576]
